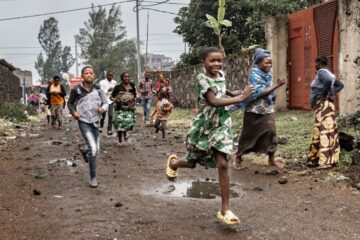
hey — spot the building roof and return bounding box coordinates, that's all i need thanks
[0,59,16,71]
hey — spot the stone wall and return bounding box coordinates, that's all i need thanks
[338,0,360,117]
[0,64,22,103]
[150,50,253,108]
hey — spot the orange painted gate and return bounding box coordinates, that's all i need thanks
[288,0,339,110]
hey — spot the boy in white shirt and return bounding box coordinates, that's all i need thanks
[99,70,117,135]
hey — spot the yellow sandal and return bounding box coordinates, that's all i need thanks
[165,154,178,181]
[217,210,240,225]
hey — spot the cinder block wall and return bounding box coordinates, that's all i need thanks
[149,50,253,108]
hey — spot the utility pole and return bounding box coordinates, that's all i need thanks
[145,11,149,66]
[135,0,141,84]
[184,42,187,53]
[75,36,79,77]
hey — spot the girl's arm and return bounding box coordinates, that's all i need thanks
[150,108,157,117]
[205,86,254,107]
[226,89,243,97]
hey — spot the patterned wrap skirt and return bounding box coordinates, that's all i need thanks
[307,99,340,166]
[112,109,136,132]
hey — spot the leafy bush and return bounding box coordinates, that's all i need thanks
[0,102,28,122]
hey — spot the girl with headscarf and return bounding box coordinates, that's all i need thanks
[234,48,286,169]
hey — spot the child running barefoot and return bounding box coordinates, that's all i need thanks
[165,47,254,225]
[151,91,173,138]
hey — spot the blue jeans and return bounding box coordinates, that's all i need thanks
[78,120,100,179]
[141,98,152,122]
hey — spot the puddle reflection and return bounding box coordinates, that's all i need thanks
[152,180,242,199]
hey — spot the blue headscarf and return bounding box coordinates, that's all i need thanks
[253,48,271,64]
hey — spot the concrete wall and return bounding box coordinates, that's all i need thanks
[266,16,289,111]
[338,0,360,117]
[150,50,253,108]
[0,64,22,103]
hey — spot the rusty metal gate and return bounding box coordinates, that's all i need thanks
[288,0,339,110]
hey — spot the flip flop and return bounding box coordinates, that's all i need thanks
[165,154,177,181]
[217,210,240,225]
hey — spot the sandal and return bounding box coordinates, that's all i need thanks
[165,154,177,181]
[217,210,240,225]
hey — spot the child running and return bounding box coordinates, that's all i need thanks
[165,47,254,225]
[150,90,173,138]
[111,72,137,146]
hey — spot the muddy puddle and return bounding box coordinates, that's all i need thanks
[146,180,243,199]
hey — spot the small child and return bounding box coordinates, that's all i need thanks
[150,90,173,138]
[165,47,253,225]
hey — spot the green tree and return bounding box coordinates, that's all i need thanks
[35,17,75,83]
[174,0,322,68]
[76,4,140,80]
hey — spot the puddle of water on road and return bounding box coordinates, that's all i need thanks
[147,180,243,199]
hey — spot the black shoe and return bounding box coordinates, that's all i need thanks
[155,128,159,133]
[107,130,113,136]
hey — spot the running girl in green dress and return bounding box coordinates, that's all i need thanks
[165,47,254,225]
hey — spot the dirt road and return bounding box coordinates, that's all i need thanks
[0,114,359,240]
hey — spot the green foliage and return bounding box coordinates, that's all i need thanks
[204,0,232,56]
[0,102,28,122]
[35,17,75,83]
[174,0,321,67]
[337,150,354,169]
[76,5,140,80]
[25,105,38,116]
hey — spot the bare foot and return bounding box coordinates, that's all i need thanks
[233,157,244,170]
[269,161,285,169]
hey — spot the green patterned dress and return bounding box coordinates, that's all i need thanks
[185,72,233,168]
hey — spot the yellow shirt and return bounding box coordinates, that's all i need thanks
[50,84,64,105]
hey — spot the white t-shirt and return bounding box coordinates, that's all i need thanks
[99,78,117,104]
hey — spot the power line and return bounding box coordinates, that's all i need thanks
[0,0,135,22]
[139,7,178,15]
[141,1,187,6]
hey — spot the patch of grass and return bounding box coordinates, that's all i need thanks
[168,108,193,129]
[0,102,28,122]
[337,151,353,169]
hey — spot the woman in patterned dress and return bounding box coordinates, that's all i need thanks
[165,47,254,225]
[234,48,286,169]
[111,72,137,146]
[307,55,343,169]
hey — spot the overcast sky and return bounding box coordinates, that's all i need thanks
[0,0,190,83]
